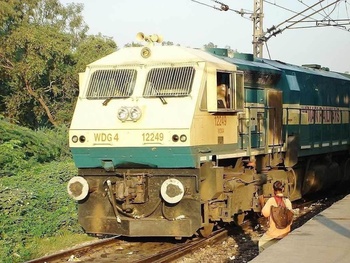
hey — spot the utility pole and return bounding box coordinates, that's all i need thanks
[252,0,264,58]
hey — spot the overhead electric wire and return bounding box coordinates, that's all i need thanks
[345,0,350,18]
[270,0,326,29]
[190,0,252,21]
[304,0,342,29]
[285,22,350,30]
[264,0,317,20]
[283,0,341,29]
[190,0,350,57]
[264,0,348,40]
[191,0,222,11]
[320,0,338,18]
[266,0,350,32]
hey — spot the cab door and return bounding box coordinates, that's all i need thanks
[267,89,283,146]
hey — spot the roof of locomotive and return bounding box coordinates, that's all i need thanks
[204,48,348,82]
[260,58,350,81]
[222,56,281,74]
[87,45,237,69]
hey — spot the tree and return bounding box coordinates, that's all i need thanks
[162,41,175,46]
[124,42,143,47]
[74,33,117,74]
[203,42,217,49]
[0,0,116,128]
[2,24,74,127]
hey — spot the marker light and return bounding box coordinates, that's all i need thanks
[117,107,129,121]
[172,134,179,142]
[130,106,142,121]
[180,135,187,142]
[79,135,86,143]
[72,135,78,143]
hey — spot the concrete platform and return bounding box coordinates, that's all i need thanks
[250,194,350,263]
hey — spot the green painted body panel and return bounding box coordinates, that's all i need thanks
[224,54,350,157]
[71,143,242,169]
[245,88,265,104]
[71,146,197,168]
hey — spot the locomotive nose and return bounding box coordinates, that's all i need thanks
[67,176,89,201]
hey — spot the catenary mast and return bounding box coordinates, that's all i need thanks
[252,0,264,58]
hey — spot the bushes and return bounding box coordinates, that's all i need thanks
[0,160,85,262]
[0,119,70,176]
[0,119,90,262]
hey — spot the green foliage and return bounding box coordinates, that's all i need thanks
[0,0,116,129]
[203,42,217,49]
[73,33,117,73]
[0,118,88,262]
[2,23,76,128]
[161,41,176,46]
[0,160,84,262]
[124,41,143,47]
[0,119,69,176]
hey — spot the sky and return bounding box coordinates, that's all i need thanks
[60,0,350,73]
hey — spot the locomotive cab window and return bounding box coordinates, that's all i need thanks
[86,69,137,99]
[143,67,195,97]
[216,72,232,109]
[202,70,244,112]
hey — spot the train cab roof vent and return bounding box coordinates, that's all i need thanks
[205,48,228,57]
[233,53,254,61]
[302,64,330,71]
[302,64,321,69]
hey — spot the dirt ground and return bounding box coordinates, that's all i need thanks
[174,219,262,263]
[174,191,349,263]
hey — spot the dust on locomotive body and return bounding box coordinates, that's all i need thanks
[67,40,350,238]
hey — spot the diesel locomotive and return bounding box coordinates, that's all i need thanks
[67,35,350,238]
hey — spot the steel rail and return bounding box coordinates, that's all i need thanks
[26,235,120,263]
[134,228,228,263]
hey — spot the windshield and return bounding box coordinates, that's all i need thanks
[86,69,137,99]
[143,67,195,97]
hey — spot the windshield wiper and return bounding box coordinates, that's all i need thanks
[102,97,113,106]
[159,96,167,105]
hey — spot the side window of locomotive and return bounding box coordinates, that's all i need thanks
[216,71,236,110]
[86,69,137,99]
[202,71,244,112]
[143,67,195,97]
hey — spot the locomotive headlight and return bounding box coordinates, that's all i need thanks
[79,135,86,143]
[117,107,129,121]
[180,134,187,142]
[72,135,78,143]
[130,106,142,121]
[160,178,184,204]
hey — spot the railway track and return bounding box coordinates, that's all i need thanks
[27,190,349,263]
[26,236,120,263]
[134,229,228,263]
[27,229,228,263]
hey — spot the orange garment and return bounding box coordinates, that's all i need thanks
[261,193,293,238]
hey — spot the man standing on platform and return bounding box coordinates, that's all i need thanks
[258,180,293,253]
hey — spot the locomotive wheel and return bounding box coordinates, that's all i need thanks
[199,223,214,237]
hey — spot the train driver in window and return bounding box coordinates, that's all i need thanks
[217,83,228,108]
